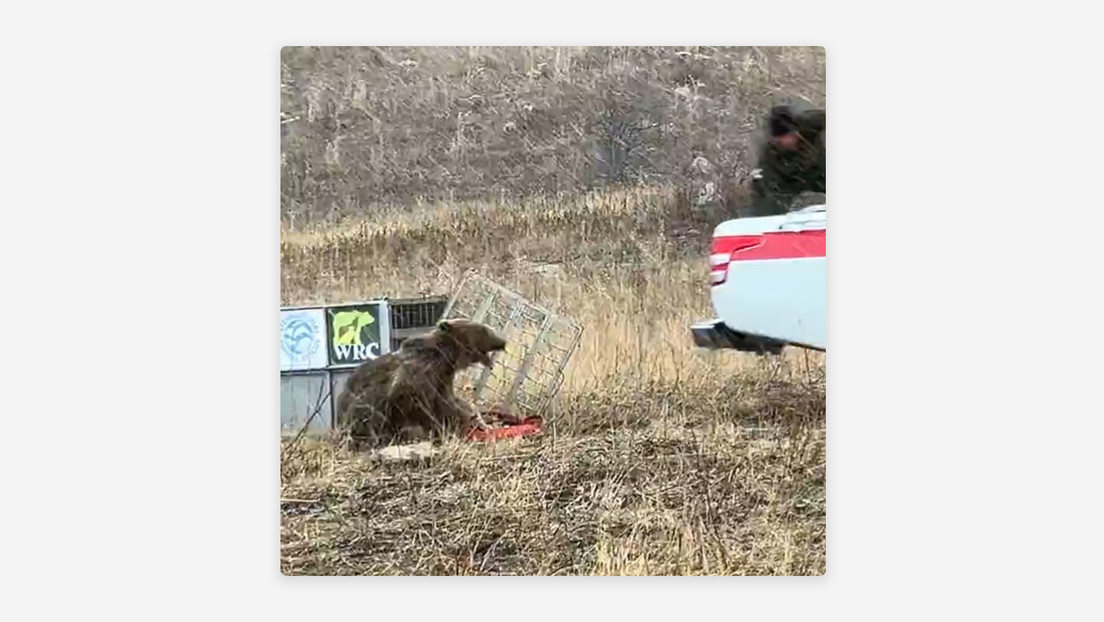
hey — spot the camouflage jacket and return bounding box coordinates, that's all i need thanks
[746,104,826,217]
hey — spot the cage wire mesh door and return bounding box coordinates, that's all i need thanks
[442,271,583,420]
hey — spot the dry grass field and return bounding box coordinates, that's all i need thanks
[280,46,825,221]
[279,186,826,575]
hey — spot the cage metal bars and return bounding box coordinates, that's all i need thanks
[505,312,554,408]
[473,298,525,399]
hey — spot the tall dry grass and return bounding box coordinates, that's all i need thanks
[280,186,825,575]
[280,46,826,222]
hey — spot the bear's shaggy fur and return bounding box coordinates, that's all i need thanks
[334,318,507,447]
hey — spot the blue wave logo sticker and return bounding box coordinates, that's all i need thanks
[281,312,321,366]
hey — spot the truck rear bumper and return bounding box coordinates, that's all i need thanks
[690,319,787,355]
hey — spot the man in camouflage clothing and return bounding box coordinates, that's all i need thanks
[745,101,826,217]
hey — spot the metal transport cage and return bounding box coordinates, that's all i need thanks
[442,270,583,420]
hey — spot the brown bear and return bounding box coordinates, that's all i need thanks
[334,318,507,448]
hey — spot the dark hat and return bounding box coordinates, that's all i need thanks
[768,105,797,137]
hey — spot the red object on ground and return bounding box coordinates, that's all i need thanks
[465,413,544,442]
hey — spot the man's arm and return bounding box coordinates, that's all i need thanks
[746,164,795,217]
[797,108,825,136]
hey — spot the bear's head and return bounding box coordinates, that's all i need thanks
[436,318,507,370]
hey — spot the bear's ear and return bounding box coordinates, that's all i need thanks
[437,320,452,332]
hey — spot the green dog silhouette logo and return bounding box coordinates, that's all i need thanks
[331,310,376,347]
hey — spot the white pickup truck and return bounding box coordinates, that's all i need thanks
[690,204,825,354]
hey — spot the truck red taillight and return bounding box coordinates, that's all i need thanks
[710,235,765,286]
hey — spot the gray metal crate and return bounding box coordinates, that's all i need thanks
[280,372,332,434]
[387,295,449,352]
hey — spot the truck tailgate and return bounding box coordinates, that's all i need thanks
[709,206,826,350]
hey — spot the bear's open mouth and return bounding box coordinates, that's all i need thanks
[484,348,504,369]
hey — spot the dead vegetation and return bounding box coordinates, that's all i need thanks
[280,46,825,223]
[281,46,824,575]
[282,370,824,576]
[280,186,825,575]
